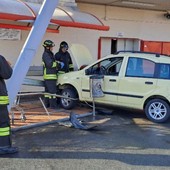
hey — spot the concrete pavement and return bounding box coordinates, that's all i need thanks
[0,107,170,170]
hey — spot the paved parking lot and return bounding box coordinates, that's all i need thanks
[0,107,170,170]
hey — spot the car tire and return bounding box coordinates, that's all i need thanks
[145,99,170,123]
[60,88,78,110]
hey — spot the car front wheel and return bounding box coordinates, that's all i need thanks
[145,99,170,123]
[60,88,78,110]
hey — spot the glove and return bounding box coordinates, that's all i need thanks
[60,62,64,69]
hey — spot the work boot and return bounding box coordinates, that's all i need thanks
[0,147,18,155]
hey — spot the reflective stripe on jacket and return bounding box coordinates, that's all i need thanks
[0,96,9,105]
[42,50,58,80]
[42,62,57,80]
[0,127,10,136]
[69,63,74,71]
[0,55,13,106]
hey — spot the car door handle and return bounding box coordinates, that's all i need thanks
[145,81,153,85]
[109,79,116,82]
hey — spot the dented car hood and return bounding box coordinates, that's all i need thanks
[69,44,94,70]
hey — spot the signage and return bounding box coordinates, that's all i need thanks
[0,29,21,40]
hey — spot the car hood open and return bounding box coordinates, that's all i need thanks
[69,44,94,70]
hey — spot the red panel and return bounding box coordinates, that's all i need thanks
[141,41,162,53]
[162,42,170,55]
[0,12,35,21]
[51,19,110,31]
[0,11,110,31]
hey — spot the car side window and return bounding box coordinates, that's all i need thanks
[86,57,123,76]
[107,58,123,76]
[126,57,155,78]
[158,64,170,79]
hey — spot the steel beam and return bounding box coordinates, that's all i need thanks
[7,0,59,109]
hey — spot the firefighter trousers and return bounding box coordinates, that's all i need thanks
[44,80,58,109]
[0,106,11,148]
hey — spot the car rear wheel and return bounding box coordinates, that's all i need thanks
[145,99,170,123]
[60,88,78,110]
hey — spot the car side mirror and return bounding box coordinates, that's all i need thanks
[85,69,90,75]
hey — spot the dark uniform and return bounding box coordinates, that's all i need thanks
[55,41,74,74]
[42,40,58,109]
[0,55,18,154]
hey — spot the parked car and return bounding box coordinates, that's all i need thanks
[57,50,170,123]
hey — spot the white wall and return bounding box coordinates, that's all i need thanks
[116,39,140,51]
[78,3,170,41]
[0,27,99,66]
[1,3,170,67]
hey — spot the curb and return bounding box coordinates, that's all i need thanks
[12,112,93,132]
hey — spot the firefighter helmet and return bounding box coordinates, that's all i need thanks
[60,41,69,50]
[43,40,55,48]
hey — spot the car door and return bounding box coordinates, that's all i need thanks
[81,57,124,105]
[118,57,158,106]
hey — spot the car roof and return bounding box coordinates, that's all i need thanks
[103,51,170,64]
[116,51,163,57]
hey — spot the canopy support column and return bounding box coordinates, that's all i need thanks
[7,0,59,109]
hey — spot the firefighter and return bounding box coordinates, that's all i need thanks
[55,41,74,75]
[0,55,18,155]
[42,40,58,109]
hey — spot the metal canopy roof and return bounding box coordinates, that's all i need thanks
[0,0,109,32]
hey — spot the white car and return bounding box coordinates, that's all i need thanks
[57,45,170,123]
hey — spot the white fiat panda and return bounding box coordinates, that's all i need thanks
[57,45,170,123]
